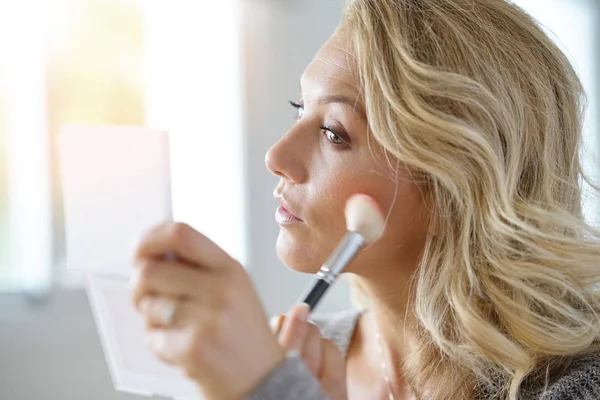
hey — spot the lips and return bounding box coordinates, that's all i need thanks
[274,194,303,224]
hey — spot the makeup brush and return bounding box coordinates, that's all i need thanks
[298,194,386,312]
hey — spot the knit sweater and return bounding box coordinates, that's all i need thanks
[247,309,600,400]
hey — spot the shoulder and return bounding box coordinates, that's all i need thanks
[539,352,600,400]
[309,308,362,358]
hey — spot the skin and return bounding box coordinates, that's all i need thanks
[132,31,429,400]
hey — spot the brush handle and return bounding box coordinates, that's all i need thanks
[300,279,330,310]
[298,231,365,311]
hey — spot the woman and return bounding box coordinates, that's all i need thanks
[130,0,600,399]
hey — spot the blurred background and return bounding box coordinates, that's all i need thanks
[0,0,597,399]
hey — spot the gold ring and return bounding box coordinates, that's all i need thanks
[161,300,177,326]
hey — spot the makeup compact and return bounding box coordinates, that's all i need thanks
[59,126,201,399]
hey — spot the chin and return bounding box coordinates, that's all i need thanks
[276,230,323,274]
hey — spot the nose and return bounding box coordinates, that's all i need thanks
[265,126,309,184]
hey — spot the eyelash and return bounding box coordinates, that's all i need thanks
[288,100,350,147]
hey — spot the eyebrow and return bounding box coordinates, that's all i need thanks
[317,94,367,120]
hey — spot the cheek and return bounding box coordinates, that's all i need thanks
[305,174,359,248]
[354,177,430,274]
[276,173,354,273]
[278,168,399,273]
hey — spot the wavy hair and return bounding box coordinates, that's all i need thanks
[340,0,600,398]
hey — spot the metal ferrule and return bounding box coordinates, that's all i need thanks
[316,231,365,282]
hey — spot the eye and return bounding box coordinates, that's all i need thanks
[289,100,304,120]
[322,126,348,146]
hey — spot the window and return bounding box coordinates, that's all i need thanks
[0,0,246,292]
[0,0,55,292]
[48,0,145,288]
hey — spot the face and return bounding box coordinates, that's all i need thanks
[265,31,430,278]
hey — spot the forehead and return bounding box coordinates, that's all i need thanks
[300,33,360,97]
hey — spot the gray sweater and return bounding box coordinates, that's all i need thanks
[247,309,600,399]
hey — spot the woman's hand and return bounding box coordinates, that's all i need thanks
[130,222,285,400]
[271,304,348,400]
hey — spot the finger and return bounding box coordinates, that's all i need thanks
[277,303,311,354]
[130,259,203,308]
[300,323,323,377]
[269,314,285,335]
[146,319,212,380]
[139,296,191,328]
[146,327,191,367]
[135,222,235,272]
[319,339,347,399]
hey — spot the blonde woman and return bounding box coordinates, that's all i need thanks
[130,0,600,399]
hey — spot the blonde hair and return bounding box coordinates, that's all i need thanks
[340,0,600,398]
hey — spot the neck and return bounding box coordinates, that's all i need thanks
[348,257,419,396]
[357,274,415,362]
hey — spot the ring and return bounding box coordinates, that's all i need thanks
[161,299,178,326]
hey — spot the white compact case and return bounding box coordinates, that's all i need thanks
[59,126,202,399]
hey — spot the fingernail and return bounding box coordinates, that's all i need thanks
[270,315,284,333]
[296,303,310,322]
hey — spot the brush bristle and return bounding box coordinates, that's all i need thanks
[345,194,385,244]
